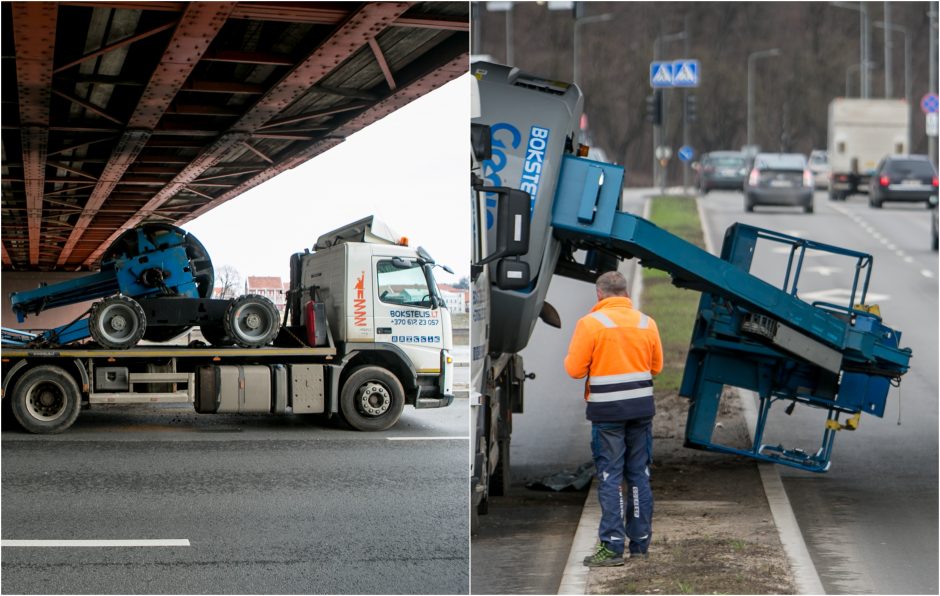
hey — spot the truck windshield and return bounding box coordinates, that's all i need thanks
[376,259,436,308]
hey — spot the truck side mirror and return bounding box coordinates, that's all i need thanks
[472,123,492,162]
[473,185,531,271]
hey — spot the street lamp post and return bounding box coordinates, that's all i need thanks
[653,30,687,191]
[573,12,612,87]
[747,48,781,148]
[874,19,912,152]
[832,2,872,99]
[845,62,875,98]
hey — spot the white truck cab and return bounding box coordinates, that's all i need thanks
[302,217,455,418]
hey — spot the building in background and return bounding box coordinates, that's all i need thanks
[245,276,287,314]
[438,284,469,313]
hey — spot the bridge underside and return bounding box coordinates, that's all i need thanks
[2,1,468,272]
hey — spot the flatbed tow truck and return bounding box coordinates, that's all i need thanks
[2,217,455,434]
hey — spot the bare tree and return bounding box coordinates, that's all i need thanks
[216,265,242,299]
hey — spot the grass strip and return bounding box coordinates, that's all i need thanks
[642,196,705,394]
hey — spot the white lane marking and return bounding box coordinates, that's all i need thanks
[386,436,468,441]
[1,539,190,548]
[922,269,935,279]
[806,266,842,277]
[800,288,890,303]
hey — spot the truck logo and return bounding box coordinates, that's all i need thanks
[482,123,521,229]
[520,126,550,214]
[481,123,549,229]
[353,272,367,326]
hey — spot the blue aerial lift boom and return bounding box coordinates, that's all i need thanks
[550,154,910,472]
[6,223,279,349]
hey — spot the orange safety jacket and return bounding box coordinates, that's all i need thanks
[564,296,664,422]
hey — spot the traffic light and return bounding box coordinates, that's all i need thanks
[645,91,662,125]
[686,93,697,123]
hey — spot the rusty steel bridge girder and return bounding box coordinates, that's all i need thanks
[2,1,469,272]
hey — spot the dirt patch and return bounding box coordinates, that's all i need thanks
[587,389,796,595]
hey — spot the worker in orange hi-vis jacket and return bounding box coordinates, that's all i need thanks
[564,270,663,568]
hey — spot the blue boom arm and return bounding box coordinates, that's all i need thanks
[8,226,202,346]
[550,155,912,473]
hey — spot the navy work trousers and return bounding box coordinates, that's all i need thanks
[590,417,654,555]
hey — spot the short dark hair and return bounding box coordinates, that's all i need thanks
[596,271,628,298]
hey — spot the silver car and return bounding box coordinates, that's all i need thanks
[744,153,814,214]
[807,149,829,189]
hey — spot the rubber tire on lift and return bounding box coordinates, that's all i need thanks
[11,365,82,434]
[223,295,280,348]
[88,296,146,349]
[339,366,406,432]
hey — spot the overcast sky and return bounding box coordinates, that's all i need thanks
[183,74,470,287]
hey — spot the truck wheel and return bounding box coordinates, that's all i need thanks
[223,295,279,348]
[340,366,405,431]
[11,365,82,434]
[89,296,146,349]
[869,196,883,209]
[744,198,754,213]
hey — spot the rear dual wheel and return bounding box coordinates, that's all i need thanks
[11,366,81,434]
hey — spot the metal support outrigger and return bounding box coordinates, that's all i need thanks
[549,154,911,473]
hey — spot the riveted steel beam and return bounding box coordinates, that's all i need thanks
[369,38,397,91]
[58,2,236,267]
[13,2,57,266]
[176,39,467,227]
[82,2,413,267]
[53,21,177,74]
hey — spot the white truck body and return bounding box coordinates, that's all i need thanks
[827,98,910,197]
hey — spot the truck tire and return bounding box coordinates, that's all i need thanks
[340,366,405,431]
[223,295,279,348]
[11,365,82,434]
[89,296,146,349]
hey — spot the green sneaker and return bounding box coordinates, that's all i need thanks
[582,543,624,567]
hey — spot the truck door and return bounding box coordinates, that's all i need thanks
[371,255,448,381]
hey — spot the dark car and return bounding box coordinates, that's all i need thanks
[698,151,748,194]
[744,153,814,213]
[869,155,938,208]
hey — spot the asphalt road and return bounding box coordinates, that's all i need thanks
[699,188,938,594]
[470,189,648,594]
[2,400,469,594]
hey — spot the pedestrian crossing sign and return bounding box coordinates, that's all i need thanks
[650,62,674,88]
[672,60,699,87]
